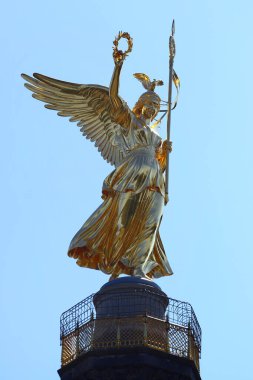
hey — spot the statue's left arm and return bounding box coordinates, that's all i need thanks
[156,140,173,172]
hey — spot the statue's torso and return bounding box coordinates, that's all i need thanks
[103,114,165,196]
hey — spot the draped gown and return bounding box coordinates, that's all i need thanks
[68,110,173,279]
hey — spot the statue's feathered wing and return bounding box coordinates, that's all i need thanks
[22,73,128,166]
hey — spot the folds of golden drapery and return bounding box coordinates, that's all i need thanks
[68,189,173,279]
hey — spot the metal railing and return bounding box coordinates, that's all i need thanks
[60,290,201,371]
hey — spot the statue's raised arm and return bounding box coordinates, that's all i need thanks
[110,61,123,110]
[108,32,132,128]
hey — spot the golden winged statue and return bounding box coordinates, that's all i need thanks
[22,32,173,280]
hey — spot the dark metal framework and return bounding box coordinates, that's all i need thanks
[60,290,201,371]
[167,297,201,352]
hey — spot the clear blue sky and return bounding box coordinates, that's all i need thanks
[1,1,253,379]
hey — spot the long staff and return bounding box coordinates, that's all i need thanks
[165,20,176,205]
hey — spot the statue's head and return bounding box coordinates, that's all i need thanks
[132,91,161,121]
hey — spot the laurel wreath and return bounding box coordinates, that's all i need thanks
[113,32,133,63]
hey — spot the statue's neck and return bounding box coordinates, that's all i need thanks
[138,115,151,126]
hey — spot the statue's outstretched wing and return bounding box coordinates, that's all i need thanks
[22,73,129,166]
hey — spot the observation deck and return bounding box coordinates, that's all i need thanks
[59,277,201,379]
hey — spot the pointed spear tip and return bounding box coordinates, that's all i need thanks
[172,19,175,36]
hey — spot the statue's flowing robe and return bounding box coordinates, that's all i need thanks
[68,113,173,278]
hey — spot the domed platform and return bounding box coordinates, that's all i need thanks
[58,277,202,380]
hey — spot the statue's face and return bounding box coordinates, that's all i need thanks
[141,100,160,121]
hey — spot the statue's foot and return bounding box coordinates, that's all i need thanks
[109,273,119,281]
[133,268,152,280]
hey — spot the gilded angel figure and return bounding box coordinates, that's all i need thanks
[22,33,173,280]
